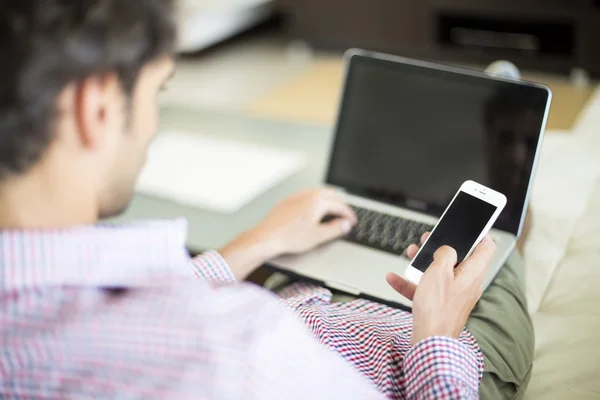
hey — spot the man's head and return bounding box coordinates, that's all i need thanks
[0,0,177,223]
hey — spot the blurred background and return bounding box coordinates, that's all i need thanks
[166,0,598,131]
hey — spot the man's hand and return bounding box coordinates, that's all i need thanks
[386,234,497,344]
[256,188,357,254]
[220,189,357,280]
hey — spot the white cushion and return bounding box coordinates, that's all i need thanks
[525,87,600,399]
[526,177,600,399]
[524,131,600,314]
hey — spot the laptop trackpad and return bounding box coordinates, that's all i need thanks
[271,240,413,307]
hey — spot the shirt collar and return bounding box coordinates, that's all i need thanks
[0,219,192,291]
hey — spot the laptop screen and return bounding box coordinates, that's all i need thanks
[326,53,550,235]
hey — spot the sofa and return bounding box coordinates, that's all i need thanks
[523,88,600,399]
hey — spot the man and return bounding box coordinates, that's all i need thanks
[0,1,533,399]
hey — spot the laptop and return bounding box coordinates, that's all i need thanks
[269,49,552,309]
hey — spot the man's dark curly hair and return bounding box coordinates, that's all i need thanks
[0,0,177,179]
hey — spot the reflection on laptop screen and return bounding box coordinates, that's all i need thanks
[327,54,550,235]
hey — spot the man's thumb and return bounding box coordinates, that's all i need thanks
[431,246,458,271]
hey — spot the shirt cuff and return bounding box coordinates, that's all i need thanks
[190,251,237,284]
[403,336,482,400]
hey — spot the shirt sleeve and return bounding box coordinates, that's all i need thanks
[403,336,483,399]
[276,282,484,399]
[189,251,237,284]
[240,286,387,400]
[191,258,484,399]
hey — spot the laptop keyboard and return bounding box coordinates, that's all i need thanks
[345,206,434,256]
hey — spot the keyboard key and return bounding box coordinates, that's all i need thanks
[346,206,434,256]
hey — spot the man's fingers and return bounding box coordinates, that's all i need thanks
[318,218,354,243]
[406,244,419,260]
[455,236,497,280]
[320,189,358,222]
[406,232,431,259]
[386,272,417,301]
[318,199,357,224]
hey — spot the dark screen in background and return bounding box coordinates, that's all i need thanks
[412,193,497,272]
[327,55,549,235]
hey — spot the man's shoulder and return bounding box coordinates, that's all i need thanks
[5,281,286,351]
[2,281,300,398]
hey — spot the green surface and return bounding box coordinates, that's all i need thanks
[468,252,534,400]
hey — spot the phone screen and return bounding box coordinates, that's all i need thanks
[411,192,498,273]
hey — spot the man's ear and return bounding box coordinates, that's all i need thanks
[72,73,122,149]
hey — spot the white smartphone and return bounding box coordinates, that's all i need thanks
[404,180,507,285]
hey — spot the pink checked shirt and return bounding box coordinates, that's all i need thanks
[0,219,484,399]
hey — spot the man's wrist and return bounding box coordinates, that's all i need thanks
[219,228,282,280]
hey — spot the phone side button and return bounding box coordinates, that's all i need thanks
[325,281,361,296]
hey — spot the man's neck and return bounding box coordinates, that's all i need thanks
[0,170,97,230]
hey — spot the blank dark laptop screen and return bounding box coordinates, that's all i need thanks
[327,54,550,236]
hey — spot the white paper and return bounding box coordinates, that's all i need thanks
[136,131,305,213]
